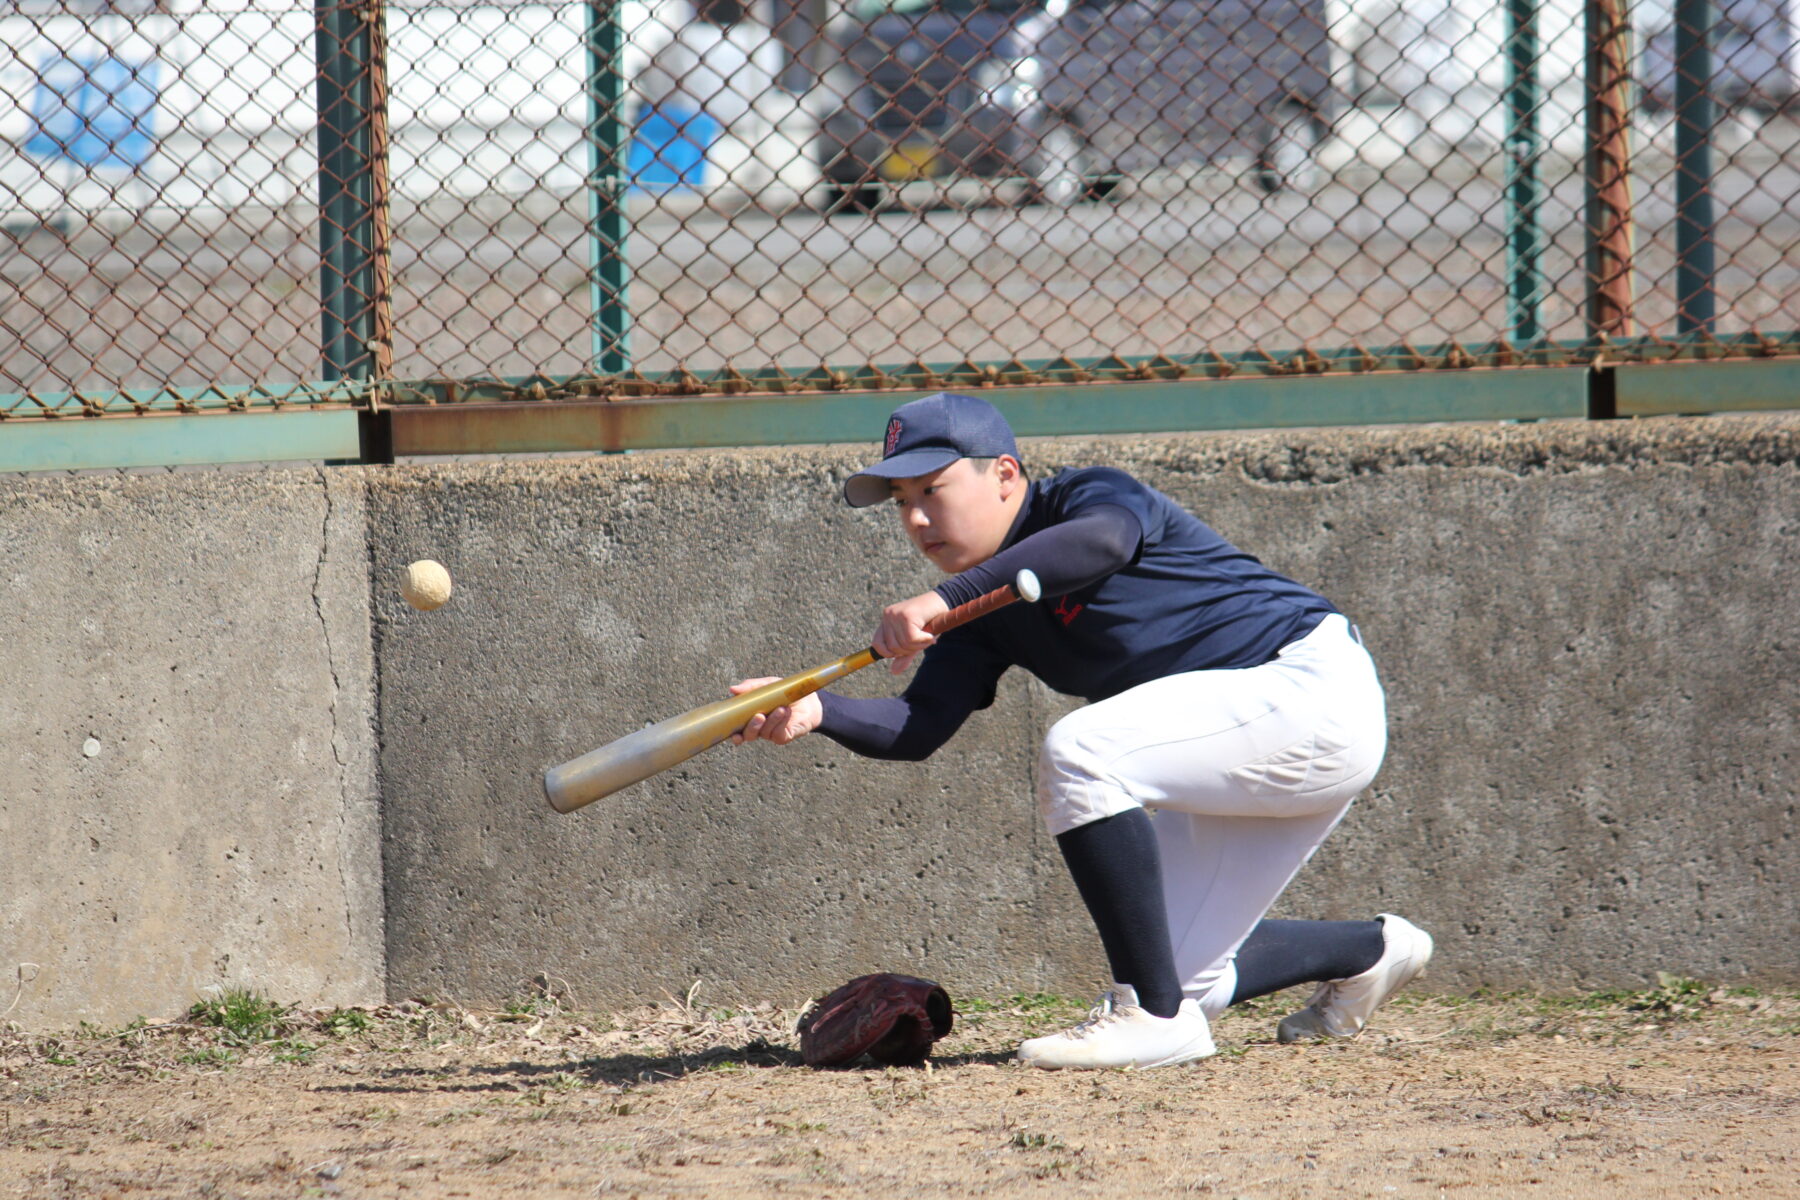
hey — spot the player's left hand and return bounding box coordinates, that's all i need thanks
[875,590,949,673]
[728,677,822,745]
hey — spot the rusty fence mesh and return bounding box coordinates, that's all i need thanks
[2,0,1797,418]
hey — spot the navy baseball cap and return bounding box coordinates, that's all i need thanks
[843,392,1019,507]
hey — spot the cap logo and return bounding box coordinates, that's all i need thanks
[884,416,903,457]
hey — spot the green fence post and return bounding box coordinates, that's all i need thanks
[314,0,392,384]
[1505,0,1543,345]
[315,0,352,378]
[1674,0,1718,333]
[586,0,632,375]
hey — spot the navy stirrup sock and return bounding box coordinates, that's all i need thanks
[1230,918,1386,1005]
[1054,815,1387,1017]
[1054,809,1185,1019]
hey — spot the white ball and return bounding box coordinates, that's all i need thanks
[401,559,453,611]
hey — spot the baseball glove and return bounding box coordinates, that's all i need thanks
[796,973,955,1068]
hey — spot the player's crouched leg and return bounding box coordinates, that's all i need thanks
[1024,710,1217,1070]
[1276,913,1435,1042]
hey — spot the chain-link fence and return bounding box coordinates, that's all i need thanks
[3,0,1797,420]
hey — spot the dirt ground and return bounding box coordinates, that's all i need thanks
[4,979,1797,1200]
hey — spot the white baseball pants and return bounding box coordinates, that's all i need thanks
[1036,614,1387,1017]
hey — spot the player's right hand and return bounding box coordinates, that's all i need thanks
[875,590,949,674]
[728,678,822,746]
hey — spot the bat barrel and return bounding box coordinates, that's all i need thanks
[544,718,694,813]
[543,570,1041,814]
[543,650,875,813]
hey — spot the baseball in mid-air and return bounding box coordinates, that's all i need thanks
[400,559,453,611]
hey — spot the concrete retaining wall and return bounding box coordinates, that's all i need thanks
[1,469,384,1030]
[5,414,1796,1028]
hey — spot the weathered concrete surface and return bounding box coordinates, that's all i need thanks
[1115,416,1800,990]
[0,469,383,1029]
[368,455,1089,1011]
[374,414,1798,1007]
[5,413,1793,1028]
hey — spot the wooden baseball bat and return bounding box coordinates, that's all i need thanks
[543,569,1042,813]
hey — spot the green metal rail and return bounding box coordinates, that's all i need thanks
[4,352,1793,473]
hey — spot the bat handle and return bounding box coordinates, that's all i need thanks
[871,569,1041,660]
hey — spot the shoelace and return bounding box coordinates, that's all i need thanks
[1061,990,1126,1040]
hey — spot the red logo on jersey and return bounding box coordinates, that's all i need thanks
[1053,596,1084,627]
[884,416,903,457]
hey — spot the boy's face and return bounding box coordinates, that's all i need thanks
[889,455,1024,574]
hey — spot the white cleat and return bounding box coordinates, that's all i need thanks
[1277,913,1434,1043]
[1017,983,1216,1070]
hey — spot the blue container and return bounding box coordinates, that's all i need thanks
[627,105,720,189]
[26,54,160,169]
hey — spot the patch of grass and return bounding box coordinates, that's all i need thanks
[1571,1075,1627,1099]
[271,1039,318,1064]
[960,993,1074,1015]
[1626,974,1710,1017]
[866,1077,932,1110]
[426,1107,483,1128]
[1495,974,1721,1027]
[1010,1130,1065,1150]
[320,1008,370,1036]
[188,988,290,1043]
[508,1104,568,1122]
[1029,1158,1083,1179]
[1519,1104,1582,1126]
[1227,991,1306,1018]
[958,992,1090,1039]
[1409,978,1784,1042]
[64,1016,150,1045]
[501,995,557,1019]
[1465,986,1562,1010]
[178,1047,235,1068]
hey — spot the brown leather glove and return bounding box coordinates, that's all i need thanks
[796,973,955,1068]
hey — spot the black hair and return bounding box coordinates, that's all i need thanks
[965,455,1025,478]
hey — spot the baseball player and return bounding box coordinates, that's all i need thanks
[732,392,1432,1069]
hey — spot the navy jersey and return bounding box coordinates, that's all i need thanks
[937,466,1332,702]
[816,466,1336,759]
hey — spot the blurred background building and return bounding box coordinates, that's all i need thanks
[3,0,1794,224]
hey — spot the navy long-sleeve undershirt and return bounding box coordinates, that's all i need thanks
[932,504,1141,610]
[815,504,1142,760]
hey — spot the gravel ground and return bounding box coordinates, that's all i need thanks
[4,978,1797,1198]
